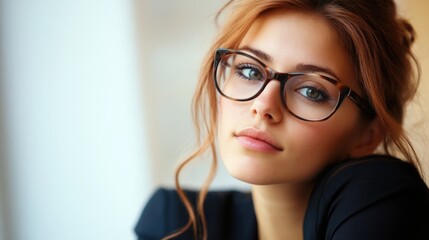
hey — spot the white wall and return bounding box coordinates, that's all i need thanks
[0,0,248,240]
[139,0,249,190]
[0,182,6,240]
[0,0,150,240]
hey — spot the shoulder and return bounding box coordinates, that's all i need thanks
[304,155,429,240]
[313,155,427,197]
[134,188,257,240]
[134,188,193,240]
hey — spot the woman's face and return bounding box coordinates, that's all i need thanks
[217,10,370,185]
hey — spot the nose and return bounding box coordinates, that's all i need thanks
[250,81,283,123]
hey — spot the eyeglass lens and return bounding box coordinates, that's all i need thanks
[215,53,342,121]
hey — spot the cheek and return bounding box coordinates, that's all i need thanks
[217,99,238,153]
[218,99,247,134]
[297,112,363,162]
[324,103,365,156]
[284,112,364,180]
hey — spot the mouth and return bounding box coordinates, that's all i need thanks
[234,127,283,152]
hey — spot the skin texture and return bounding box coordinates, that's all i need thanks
[218,10,377,185]
[217,10,382,240]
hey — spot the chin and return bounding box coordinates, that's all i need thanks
[225,158,318,185]
[232,174,276,185]
[226,164,288,185]
[233,174,265,185]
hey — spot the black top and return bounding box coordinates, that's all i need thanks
[135,155,429,239]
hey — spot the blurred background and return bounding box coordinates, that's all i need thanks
[0,0,427,240]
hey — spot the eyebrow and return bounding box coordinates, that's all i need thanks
[238,46,274,62]
[238,46,340,80]
[294,64,339,80]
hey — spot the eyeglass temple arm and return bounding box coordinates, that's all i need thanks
[348,90,376,118]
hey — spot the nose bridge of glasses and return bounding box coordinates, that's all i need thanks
[262,72,289,101]
[269,71,291,85]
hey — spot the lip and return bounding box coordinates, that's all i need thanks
[234,127,283,152]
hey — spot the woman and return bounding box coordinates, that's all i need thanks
[136,0,429,239]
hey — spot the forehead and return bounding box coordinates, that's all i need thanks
[238,9,359,89]
[239,10,342,58]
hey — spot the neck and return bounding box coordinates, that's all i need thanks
[252,182,314,240]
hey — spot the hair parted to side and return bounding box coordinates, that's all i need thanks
[164,0,421,239]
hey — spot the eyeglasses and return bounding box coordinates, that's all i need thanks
[213,48,375,122]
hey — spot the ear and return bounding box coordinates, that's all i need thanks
[350,119,384,158]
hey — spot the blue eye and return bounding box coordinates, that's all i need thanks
[235,64,264,81]
[296,86,329,102]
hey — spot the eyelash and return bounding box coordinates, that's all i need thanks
[296,84,330,103]
[233,63,264,80]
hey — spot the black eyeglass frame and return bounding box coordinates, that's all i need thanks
[213,48,375,122]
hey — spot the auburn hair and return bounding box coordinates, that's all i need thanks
[164,0,421,239]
